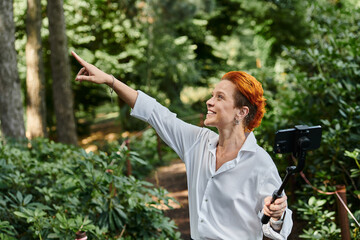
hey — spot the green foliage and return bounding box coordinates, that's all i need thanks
[64,0,217,129]
[13,0,219,133]
[280,0,360,188]
[0,220,17,239]
[350,210,360,239]
[207,0,310,56]
[11,0,360,237]
[93,127,177,180]
[127,128,176,178]
[297,196,340,239]
[272,0,360,237]
[0,138,180,239]
[345,148,360,204]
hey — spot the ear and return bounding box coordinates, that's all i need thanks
[237,106,249,120]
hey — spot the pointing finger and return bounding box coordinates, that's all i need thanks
[72,51,89,67]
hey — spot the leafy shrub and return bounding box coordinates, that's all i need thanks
[0,138,180,239]
[267,0,360,237]
[99,127,177,180]
[297,196,340,239]
[128,128,178,178]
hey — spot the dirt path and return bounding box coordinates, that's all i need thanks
[147,159,191,239]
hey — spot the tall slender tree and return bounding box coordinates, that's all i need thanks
[47,0,78,145]
[0,0,26,139]
[26,0,47,138]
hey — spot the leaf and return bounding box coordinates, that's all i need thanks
[34,208,46,217]
[339,109,347,118]
[308,196,316,206]
[113,211,123,228]
[23,194,33,205]
[56,213,66,223]
[130,155,147,165]
[47,233,60,239]
[109,211,115,230]
[14,211,27,218]
[26,217,35,223]
[114,206,127,220]
[16,191,23,203]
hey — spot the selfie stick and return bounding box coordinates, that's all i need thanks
[261,125,319,224]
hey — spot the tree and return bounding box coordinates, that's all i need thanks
[47,0,78,145]
[0,0,26,139]
[26,0,47,138]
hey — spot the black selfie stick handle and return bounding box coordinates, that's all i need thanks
[261,189,283,224]
[261,165,297,224]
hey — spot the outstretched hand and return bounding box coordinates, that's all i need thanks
[72,51,111,85]
[262,195,287,221]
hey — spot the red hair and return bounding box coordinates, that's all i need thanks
[221,71,266,132]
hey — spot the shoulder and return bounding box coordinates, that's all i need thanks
[256,146,273,162]
[243,132,275,167]
[184,127,218,153]
[196,127,218,147]
[246,133,277,173]
[256,145,277,170]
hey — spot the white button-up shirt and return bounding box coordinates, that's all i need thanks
[131,91,293,240]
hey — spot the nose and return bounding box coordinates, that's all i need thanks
[206,96,214,106]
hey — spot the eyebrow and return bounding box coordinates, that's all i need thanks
[213,90,227,96]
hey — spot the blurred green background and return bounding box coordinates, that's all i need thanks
[0,0,359,239]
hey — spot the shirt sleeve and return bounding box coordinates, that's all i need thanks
[130,90,203,160]
[261,208,293,240]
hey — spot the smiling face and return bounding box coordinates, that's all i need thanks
[204,80,244,129]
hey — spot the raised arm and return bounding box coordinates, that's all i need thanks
[71,51,138,108]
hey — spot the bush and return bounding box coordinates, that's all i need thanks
[297,196,340,239]
[276,0,360,237]
[0,138,180,239]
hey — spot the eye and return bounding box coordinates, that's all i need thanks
[217,94,224,99]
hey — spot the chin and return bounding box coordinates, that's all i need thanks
[204,119,216,127]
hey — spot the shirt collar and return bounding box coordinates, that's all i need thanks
[240,132,258,153]
[208,131,258,156]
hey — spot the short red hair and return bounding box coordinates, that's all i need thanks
[221,71,266,132]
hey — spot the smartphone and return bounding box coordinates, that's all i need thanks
[273,125,322,154]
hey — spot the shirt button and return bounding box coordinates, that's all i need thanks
[201,219,204,223]
[205,199,208,202]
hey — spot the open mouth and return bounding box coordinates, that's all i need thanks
[207,110,216,116]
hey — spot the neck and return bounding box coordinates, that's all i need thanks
[217,126,247,152]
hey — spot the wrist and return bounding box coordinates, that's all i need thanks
[270,217,283,224]
[269,211,285,232]
[105,74,113,86]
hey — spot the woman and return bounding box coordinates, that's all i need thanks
[72,51,293,239]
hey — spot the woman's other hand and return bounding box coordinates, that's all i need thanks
[72,51,112,85]
[262,195,287,221]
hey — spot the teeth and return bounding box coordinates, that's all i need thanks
[207,111,215,114]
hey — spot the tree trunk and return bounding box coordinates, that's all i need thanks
[0,0,26,139]
[47,0,78,145]
[26,0,47,139]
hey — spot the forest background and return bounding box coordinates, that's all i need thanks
[0,0,359,239]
